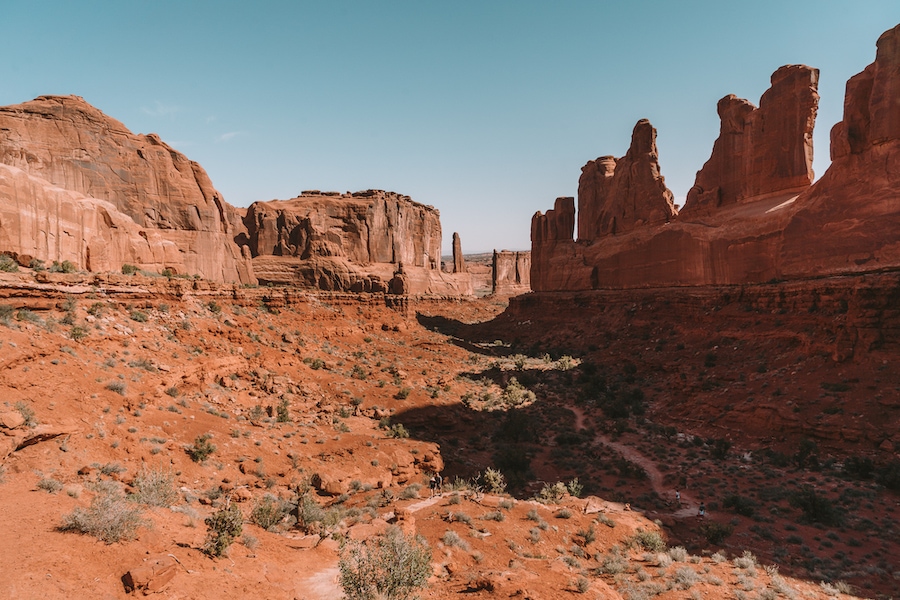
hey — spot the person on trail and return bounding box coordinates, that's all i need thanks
[430,473,443,497]
[698,503,706,518]
[675,489,681,505]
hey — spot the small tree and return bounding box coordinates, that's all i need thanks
[339,527,432,600]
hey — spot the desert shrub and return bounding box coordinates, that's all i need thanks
[38,477,64,493]
[129,310,148,323]
[700,521,733,544]
[394,387,411,400]
[0,304,13,326]
[131,466,178,507]
[105,381,127,396]
[710,438,731,460]
[276,397,291,423]
[187,433,216,463]
[69,324,89,341]
[50,260,76,273]
[480,467,506,494]
[339,527,432,600]
[628,529,666,552]
[15,401,37,427]
[482,510,505,522]
[574,576,590,593]
[61,488,146,543]
[875,460,900,490]
[295,494,326,533]
[733,550,758,569]
[667,546,688,561]
[441,530,469,550]
[29,258,45,271]
[723,494,757,517]
[203,504,243,557]
[566,478,583,498]
[555,508,572,519]
[502,378,535,406]
[789,486,843,526]
[121,264,139,275]
[387,423,410,439]
[251,494,289,530]
[673,566,699,588]
[576,524,596,545]
[536,481,567,504]
[0,254,19,272]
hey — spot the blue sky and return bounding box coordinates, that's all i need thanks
[2,2,898,254]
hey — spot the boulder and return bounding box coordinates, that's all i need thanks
[122,554,178,594]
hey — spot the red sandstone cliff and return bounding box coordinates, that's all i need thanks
[577,119,677,239]
[0,95,255,283]
[491,250,531,296]
[531,23,900,292]
[681,65,820,218]
[244,190,472,295]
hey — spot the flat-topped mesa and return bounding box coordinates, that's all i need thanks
[577,119,676,240]
[680,65,820,219]
[492,250,531,296]
[244,190,473,295]
[0,95,255,283]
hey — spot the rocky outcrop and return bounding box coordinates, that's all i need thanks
[0,95,255,283]
[577,120,676,239]
[452,232,466,273]
[492,250,530,296]
[0,163,187,273]
[680,65,819,218]
[244,190,472,295]
[531,24,900,291]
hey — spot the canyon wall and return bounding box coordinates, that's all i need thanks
[491,250,531,296]
[0,95,255,284]
[531,24,900,291]
[243,191,472,295]
[0,95,472,295]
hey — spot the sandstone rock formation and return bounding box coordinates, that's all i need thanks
[680,65,819,218]
[492,250,530,296]
[531,24,900,291]
[0,95,255,283]
[244,190,472,295]
[452,232,466,273]
[577,119,677,239]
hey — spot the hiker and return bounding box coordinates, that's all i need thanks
[430,472,443,497]
[698,503,706,518]
[675,489,681,505]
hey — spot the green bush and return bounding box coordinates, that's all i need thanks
[627,529,666,552]
[789,486,843,526]
[121,264,139,275]
[203,504,243,557]
[50,260,76,273]
[481,467,506,494]
[187,433,216,463]
[251,494,289,531]
[339,527,432,600]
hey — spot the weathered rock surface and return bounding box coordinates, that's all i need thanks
[451,232,466,273]
[245,190,472,295]
[577,119,676,239]
[681,65,820,218]
[491,250,530,296]
[531,24,900,291]
[0,95,255,283]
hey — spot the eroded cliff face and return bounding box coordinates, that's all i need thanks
[531,24,900,291]
[491,250,531,296]
[0,95,255,283]
[244,190,472,295]
[681,65,820,218]
[577,119,677,240]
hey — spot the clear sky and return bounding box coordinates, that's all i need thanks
[2,2,898,254]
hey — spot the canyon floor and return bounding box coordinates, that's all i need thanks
[0,269,896,599]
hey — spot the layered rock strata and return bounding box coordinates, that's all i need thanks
[0,95,255,283]
[531,24,900,291]
[492,250,531,296]
[577,119,677,239]
[244,191,472,295]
